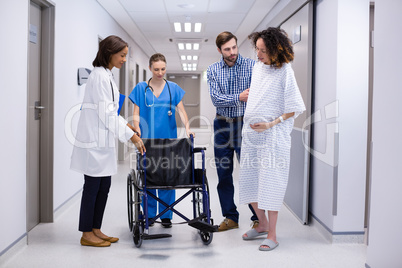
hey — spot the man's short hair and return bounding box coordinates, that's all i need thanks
[216,31,238,50]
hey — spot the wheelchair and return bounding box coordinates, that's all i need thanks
[127,136,217,248]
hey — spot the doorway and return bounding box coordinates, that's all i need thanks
[27,0,55,231]
[167,74,201,128]
[280,2,314,224]
[365,3,375,244]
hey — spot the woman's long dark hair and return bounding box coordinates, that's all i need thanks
[248,27,294,68]
[92,35,128,68]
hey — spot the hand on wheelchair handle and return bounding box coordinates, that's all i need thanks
[127,123,141,137]
[130,134,146,154]
[187,129,195,138]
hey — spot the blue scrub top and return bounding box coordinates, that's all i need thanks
[128,80,185,139]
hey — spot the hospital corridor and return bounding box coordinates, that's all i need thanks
[2,147,366,267]
[1,0,401,267]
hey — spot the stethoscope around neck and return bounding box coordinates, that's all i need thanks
[145,77,172,116]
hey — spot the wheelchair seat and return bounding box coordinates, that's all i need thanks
[136,138,203,189]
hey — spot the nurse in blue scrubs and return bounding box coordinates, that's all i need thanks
[129,53,194,227]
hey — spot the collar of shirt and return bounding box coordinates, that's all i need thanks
[103,67,114,79]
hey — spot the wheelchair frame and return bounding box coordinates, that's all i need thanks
[127,136,217,248]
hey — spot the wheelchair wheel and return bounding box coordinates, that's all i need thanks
[132,217,143,248]
[133,172,144,247]
[127,171,135,231]
[194,175,214,245]
[200,230,213,245]
[134,171,143,223]
[195,176,212,224]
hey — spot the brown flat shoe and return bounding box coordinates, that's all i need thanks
[101,236,119,243]
[218,218,239,232]
[251,220,259,229]
[80,237,111,247]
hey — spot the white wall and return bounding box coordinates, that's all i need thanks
[0,0,150,256]
[52,0,150,210]
[366,0,402,266]
[0,0,29,255]
[333,0,369,233]
[310,0,369,235]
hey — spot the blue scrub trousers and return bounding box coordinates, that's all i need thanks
[214,118,257,223]
[144,189,175,220]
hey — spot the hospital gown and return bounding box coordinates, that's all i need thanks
[239,62,305,211]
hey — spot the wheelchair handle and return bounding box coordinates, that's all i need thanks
[193,148,206,153]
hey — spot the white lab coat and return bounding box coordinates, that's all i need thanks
[70,67,134,176]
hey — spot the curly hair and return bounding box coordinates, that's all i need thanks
[248,27,294,68]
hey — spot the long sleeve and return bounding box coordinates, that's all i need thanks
[207,66,240,108]
[88,69,133,143]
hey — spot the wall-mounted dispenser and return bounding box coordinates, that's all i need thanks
[77,68,91,85]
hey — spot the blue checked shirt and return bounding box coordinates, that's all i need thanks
[207,54,255,118]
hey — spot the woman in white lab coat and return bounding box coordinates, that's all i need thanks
[70,35,145,247]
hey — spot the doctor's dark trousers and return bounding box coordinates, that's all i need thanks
[79,175,111,232]
[213,118,257,224]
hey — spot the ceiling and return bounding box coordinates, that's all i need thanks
[97,0,279,73]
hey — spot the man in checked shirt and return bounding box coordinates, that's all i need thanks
[207,31,258,232]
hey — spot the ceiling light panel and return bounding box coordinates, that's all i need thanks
[194,23,202,32]
[184,22,191,32]
[174,22,181,32]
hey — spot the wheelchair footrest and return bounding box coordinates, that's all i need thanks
[143,233,172,240]
[188,217,218,233]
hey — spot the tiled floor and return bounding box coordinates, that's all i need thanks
[1,144,367,268]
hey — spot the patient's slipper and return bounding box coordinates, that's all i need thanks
[242,228,268,240]
[259,239,279,251]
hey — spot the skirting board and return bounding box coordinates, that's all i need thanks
[0,234,27,265]
[309,214,365,244]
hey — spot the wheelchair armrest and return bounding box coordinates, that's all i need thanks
[193,147,206,153]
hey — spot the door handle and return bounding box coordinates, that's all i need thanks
[34,101,44,120]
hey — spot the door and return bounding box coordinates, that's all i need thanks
[365,3,375,242]
[27,2,42,231]
[27,0,55,230]
[168,74,201,129]
[280,2,314,224]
